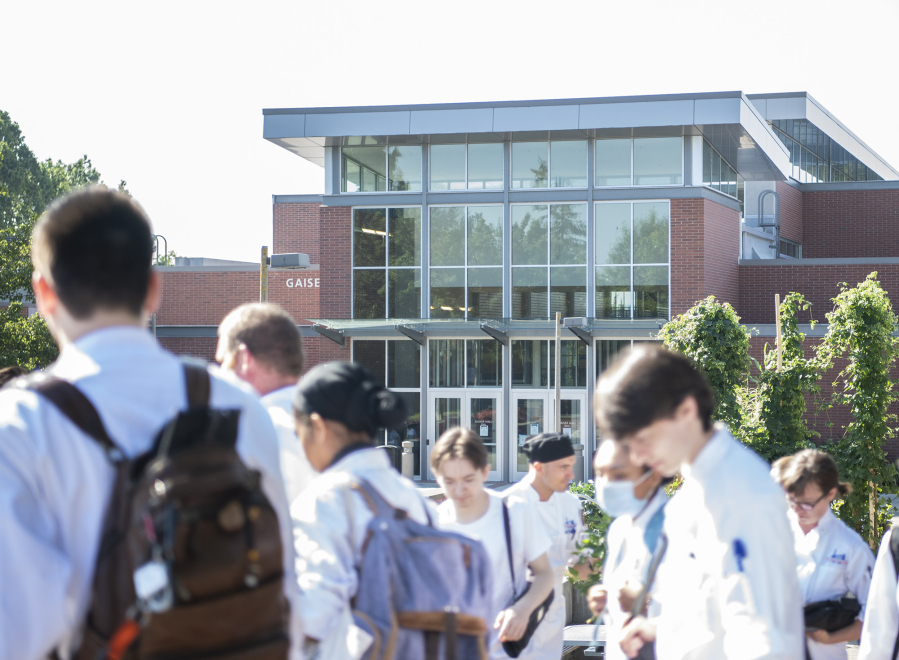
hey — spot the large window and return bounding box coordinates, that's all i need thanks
[512,141,587,189]
[769,119,883,183]
[353,207,421,318]
[702,140,744,216]
[511,204,587,318]
[595,137,683,187]
[429,143,504,190]
[595,201,669,320]
[342,139,422,192]
[352,339,422,474]
[429,206,503,318]
[429,339,503,387]
[511,339,587,388]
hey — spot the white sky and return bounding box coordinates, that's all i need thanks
[3,0,897,262]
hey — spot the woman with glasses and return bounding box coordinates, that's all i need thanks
[771,449,875,660]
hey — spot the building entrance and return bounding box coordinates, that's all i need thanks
[427,390,503,481]
[510,390,587,481]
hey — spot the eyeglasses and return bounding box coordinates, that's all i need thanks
[787,492,829,512]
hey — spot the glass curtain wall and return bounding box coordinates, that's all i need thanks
[702,140,744,216]
[595,201,670,319]
[511,339,587,388]
[429,206,503,318]
[429,143,504,190]
[511,141,587,189]
[595,137,683,186]
[342,138,422,192]
[352,339,422,474]
[511,204,587,318]
[353,207,422,319]
[769,119,883,183]
[429,340,503,388]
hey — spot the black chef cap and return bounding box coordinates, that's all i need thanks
[292,361,407,437]
[522,432,574,464]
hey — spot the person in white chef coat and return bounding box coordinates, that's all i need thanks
[587,437,668,660]
[594,344,804,660]
[216,302,315,504]
[771,450,874,660]
[504,432,589,659]
[858,524,899,659]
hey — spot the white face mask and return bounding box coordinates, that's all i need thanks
[595,470,652,518]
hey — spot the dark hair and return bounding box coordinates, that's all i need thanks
[772,449,852,498]
[0,365,28,388]
[293,361,406,438]
[430,427,489,473]
[219,303,304,377]
[595,344,715,438]
[31,187,154,319]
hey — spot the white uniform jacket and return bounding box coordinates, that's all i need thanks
[602,487,668,660]
[790,508,874,660]
[261,385,316,506]
[0,327,300,660]
[859,527,899,660]
[653,426,804,660]
[292,446,433,659]
[504,477,584,660]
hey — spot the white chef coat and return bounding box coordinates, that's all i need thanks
[601,487,668,660]
[0,327,301,660]
[437,489,552,660]
[858,527,899,660]
[790,508,874,660]
[292,445,433,659]
[261,384,316,506]
[504,476,584,660]
[652,425,804,660]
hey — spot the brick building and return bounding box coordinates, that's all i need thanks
[157,91,899,481]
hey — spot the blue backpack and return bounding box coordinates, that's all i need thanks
[349,479,493,660]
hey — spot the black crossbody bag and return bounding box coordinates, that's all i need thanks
[500,499,554,658]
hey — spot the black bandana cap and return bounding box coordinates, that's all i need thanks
[522,432,575,463]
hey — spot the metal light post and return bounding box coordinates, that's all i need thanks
[260,246,269,303]
[554,311,561,433]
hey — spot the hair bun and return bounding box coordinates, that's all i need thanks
[371,388,407,431]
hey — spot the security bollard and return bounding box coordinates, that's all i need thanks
[402,441,415,479]
[573,443,585,483]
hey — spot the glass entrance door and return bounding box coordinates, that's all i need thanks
[510,391,588,481]
[428,390,502,481]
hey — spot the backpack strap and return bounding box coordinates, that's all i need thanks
[501,499,517,600]
[10,373,124,463]
[890,526,899,660]
[182,361,210,408]
[351,477,402,520]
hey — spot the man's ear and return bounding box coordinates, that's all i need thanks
[675,395,698,421]
[32,271,58,318]
[309,413,328,442]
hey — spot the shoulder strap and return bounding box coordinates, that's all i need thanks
[182,361,210,408]
[352,477,400,519]
[642,498,668,555]
[501,498,517,599]
[12,373,123,463]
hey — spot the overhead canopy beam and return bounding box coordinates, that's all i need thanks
[479,323,508,346]
[311,324,345,347]
[395,325,426,346]
[563,317,592,346]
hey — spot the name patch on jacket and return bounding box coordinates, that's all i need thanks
[827,551,848,566]
[565,519,578,540]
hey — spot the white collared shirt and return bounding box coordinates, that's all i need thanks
[858,527,899,660]
[653,425,804,660]
[261,384,316,506]
[0,327,300,660]
[602,487,668,660]
[791,508,873,660]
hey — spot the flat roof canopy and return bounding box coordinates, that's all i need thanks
[263,91,793,182]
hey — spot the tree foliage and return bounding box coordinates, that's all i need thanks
[738,293,821,463]
[566,480,611,595]
[658,296,751,430]
[0,109,119,369]
[818,273,899,546]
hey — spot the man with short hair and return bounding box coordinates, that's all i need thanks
[0,187,300,660]
[504,432,587,659]
[595,344,803,660]
[216,303,314,503]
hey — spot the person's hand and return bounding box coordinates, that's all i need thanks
[587,585,608,615]
[618,582,643,614]
[494,605,528,642]
[806,629,832,644]
[619,616,656,659]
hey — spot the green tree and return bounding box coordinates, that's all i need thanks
[738,293,821,462]
[0,110,114,369]
[658,296,751,430]
[818,273,899,547]
[566,480,611,595]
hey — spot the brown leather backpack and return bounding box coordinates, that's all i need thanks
[18,362,289,660]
